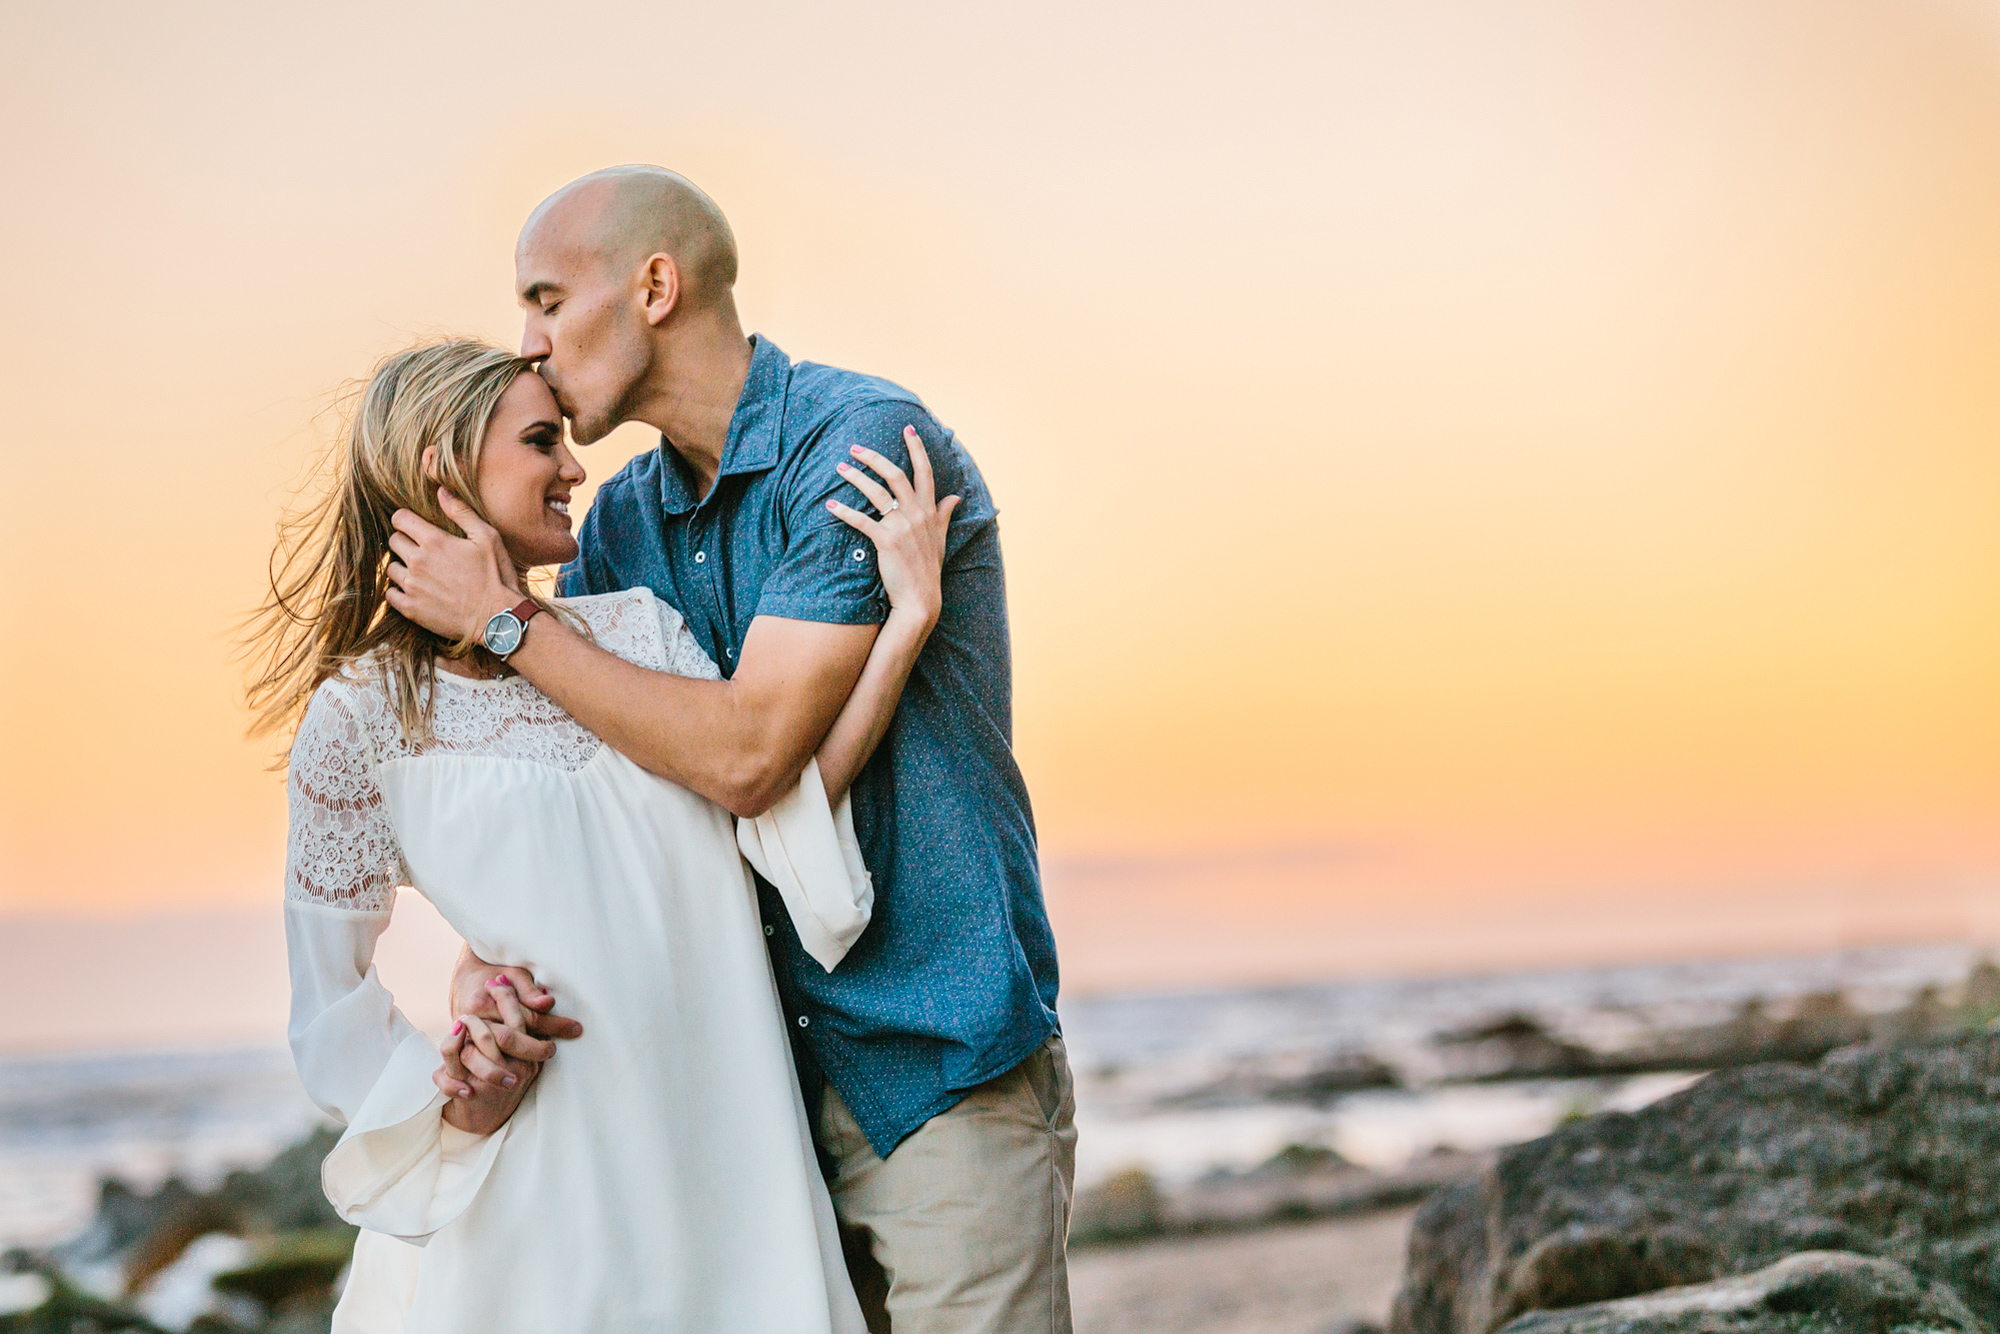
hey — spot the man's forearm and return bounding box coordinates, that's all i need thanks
[506,616,781,811]
[506,612,875,816]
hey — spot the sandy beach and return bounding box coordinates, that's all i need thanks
[1071,1207,1416,1334]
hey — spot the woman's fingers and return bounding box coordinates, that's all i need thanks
[836,459,898,515]
[460,1044,514,1090]
[904,428,936,505]
[492,1025,557,1063]
[846,445,914,506]
[525,1009,585,1041]
[458,1017,518,1089]
[497,966,554,1011]
[825,497,880,536]
[437,1024,475,1099]
[486,977,526,1030]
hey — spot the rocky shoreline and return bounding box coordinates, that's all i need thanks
[1391,1030,2000,1334]
[10,954,1998,1333]
[2,1129,351,1333]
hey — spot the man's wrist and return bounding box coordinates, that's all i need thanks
[474,591,541,657]
[477,589,522,634]
[501,600,566,672]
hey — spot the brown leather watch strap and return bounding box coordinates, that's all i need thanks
[511,597,543,626]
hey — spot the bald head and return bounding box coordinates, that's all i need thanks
[520,165,739,310]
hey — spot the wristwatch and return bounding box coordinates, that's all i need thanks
[481,598,544,660]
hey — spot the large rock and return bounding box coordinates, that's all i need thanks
[1390,1032,2000,1334]
[1495,1251,1985,1334]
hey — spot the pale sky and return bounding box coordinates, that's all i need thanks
[3,0,1998,1009]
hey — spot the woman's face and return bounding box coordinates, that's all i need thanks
[473,372,585,568]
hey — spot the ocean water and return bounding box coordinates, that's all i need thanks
[2,942,1987,1253]
[1065,942,1990,1186]
[0,1047,328,1252]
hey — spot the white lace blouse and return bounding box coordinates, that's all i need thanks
[282,588,869,1333]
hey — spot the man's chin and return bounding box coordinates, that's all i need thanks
[568,413,612,446]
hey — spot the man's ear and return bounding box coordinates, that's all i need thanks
[420,445,441,482]
[640,253,681,327]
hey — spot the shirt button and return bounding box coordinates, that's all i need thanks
[852,550,866,562]
[764,924,774,937]
[694,551,707,564]
[797,1015,811,1028]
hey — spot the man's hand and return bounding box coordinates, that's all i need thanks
[385,490,522,642]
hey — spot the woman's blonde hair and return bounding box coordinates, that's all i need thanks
[245,338,566,749]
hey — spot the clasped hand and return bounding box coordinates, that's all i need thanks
[436,965,584,1135]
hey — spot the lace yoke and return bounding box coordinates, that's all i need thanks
[284,591,719,912]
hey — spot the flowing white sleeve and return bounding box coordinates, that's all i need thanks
[283,683,506,1244]
[738,760,874,971]
[644,596,876,971]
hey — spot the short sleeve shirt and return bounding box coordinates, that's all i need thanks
[561,336,1060,1157]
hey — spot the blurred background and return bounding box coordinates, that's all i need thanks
[2,1,1998,1330]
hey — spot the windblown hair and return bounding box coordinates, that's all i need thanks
[245,338,566,750]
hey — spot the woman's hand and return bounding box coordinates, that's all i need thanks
[827,426,961,628]
[436,994,545,1135]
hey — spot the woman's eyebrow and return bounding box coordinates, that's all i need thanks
[520,418,561,438]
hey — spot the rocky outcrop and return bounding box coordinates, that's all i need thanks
[1494,1251,1986,1334]
[15,1127,351,1334]
[1072,1148,1489,1246]
[50,1128,347,1292]
[1391,1032,2000,1334]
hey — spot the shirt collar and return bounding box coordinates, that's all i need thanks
[654,334,790,515]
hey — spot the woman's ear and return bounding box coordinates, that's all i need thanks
[420,445,440,483]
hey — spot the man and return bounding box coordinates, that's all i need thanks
[385,165,1072,1333]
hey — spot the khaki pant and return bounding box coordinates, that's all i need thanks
[820,1036,1077,1334]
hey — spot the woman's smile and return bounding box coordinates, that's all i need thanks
[475,371,586,568]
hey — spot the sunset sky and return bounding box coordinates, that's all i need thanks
[4,0,1999,1044]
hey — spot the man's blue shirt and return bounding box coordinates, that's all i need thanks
[560,335,1060,1157]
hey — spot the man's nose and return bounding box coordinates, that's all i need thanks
[520,326,551,361]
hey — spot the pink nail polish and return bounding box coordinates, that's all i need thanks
[452,1020,464,1036]
[503,1075,517,1088]
[850,445,862,455]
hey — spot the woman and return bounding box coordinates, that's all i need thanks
[246,339,953,1332]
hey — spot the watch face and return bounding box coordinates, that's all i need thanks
[483,611,524,657]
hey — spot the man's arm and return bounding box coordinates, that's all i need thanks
[508,607,877,816]
[384,490,876,817]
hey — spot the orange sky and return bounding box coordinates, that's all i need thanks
[3,0,1999,1000]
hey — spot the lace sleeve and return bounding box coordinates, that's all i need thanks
[654,598,723,681]
[286,681,410,912]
